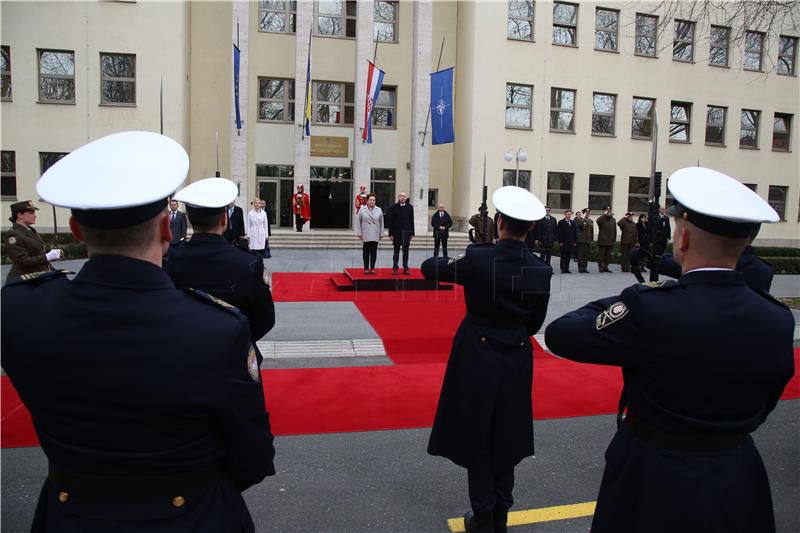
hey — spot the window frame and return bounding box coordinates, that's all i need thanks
[1,150,16,199]
[743,30,764,72]
[591,92,616,136]
[315,0,357,39]
[631,97,655,140]
[374,1,398,43]
[507,0,535,42]
[100,52,136,106]
[552,1,578,47]
[1,45,10,101]
[505,82,533,130]
[672,19,695,62]
[546,171,574,211]
[588,174,614,211]
[709,25,730,67]
[704,105,727,146]
[258,77,295,123]
[312,80,355,126]
[502,169,532,190]
[778,35,798,76]
[372,86,396,129]
[768,185,787,221]
[669,101,692,143]
[635,13,658,57]
[739,109,761,149]
[628,176,651,213]
[594,7,619,52]
[549,87,576,133]
[259,0,297,34]
[37,48,76,104]
[772,112,792,152]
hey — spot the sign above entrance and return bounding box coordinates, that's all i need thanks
[311,136,349,158]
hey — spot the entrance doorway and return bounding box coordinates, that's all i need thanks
[310,166,352,229]
[256,165,294,228]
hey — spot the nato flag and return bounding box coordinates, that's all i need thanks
[430,68,455,145]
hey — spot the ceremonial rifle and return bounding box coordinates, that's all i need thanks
[480,154,488,243]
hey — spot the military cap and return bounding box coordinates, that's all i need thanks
[36,131,189,229]
[10,200,39,215]
[492,186,546,222]
[173,178,238,217]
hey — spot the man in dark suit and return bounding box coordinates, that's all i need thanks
[386,191,415,275]
[652,205,671,255]
[2,131,275,533]
[223,201,246,247]
[431,202,453,257]
[556,210,578,274]
[533,205,557,265]
[167,199,187,244]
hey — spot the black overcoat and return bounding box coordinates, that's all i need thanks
[534,215,557,247]
[386,202,415,245]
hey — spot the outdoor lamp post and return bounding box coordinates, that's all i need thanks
[503,148,528,187]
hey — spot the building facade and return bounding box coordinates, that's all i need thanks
[2,1,798,245]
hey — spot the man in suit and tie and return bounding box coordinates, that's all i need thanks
[168,199,187,244]
[533,206,557,265]
[431,203,453,258]
[223,201,247,248]
[557,210,578,274]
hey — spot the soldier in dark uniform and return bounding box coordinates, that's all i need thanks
[1,131,276,533]
[167,177,275,345]
[545,167,795,533]
[5,200,63,282]
[422,186,552,533]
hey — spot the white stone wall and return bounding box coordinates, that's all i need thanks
[293,2,313,191]
[409,0,432,234]
[231,0,249,207]
[353,1,375,191]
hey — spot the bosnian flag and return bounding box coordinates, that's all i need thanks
[362,61,385,143]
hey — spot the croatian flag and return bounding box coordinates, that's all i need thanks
[362,61,385,143]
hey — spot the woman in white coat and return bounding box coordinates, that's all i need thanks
[246,198,270,258]
[356,194,383,274]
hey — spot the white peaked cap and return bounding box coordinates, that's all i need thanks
[173,178,238,209]
[492,186,546,222]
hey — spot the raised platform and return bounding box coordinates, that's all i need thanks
[331,268,454,292]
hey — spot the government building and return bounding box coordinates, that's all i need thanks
[2,1,798,245]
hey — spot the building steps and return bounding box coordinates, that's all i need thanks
[267,229,473,250]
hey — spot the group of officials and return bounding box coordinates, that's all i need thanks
[1,130,796,533]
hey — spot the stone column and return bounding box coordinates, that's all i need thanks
[353,1,375,195]
[410,0,432,234]
[231,0,249,206]
[293,3,313,192]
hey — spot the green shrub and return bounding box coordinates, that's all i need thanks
[753,246,800,258]
[762,257,800,275]
[1,232,87,264]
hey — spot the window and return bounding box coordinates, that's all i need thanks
[508,0,534,41]
[258,78,294,122]
[553,2,578,46]
[1,46,10,101]
[313,81,354,125]
[773,113,792,151]
[503,169,531,189]
[635,14,657,56]
[259,0,296,33]
[743,31,764,71]
[546,172,573,209]
[705,106,727,145]
[374,1,397,42]
[673,19,695,61]
[768,185,787,220]
[743,183,757,192]
[100,53,136,105]
[778,35,798,75]
[631,97,655,139]
[588,174,613,210]
[428,188,438,208]
[40,152,68,175]
[592,92,616,135]
[1,151,16,198]
[373,87,395,128]
[739,109,760,148]
[316,0,356,38]
[38,49,75,103]
[594,8,618,51]
[669,101,691,142]
[709,25,730,67]
[550,87,575,132]
[370,168,395,211]
[628,176,650,213]
[506,83,533,129]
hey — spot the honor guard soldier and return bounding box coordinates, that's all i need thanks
[5,200,63,282]
[421,186,552,533]
[545,167,795,533]
[1,131,276,533]
[166,178,276,346]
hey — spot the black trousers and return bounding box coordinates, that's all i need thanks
[576,242,590,271]
[559,243,573,272]
[294,213,304,232]
[620,244,634,271]
[433,234,448,257]
[538,246,552,265]
[468,465,515,513]
[597,245,612,271]
[362,241,378,270]
[392,241,410,270]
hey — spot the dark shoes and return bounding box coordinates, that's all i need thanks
[392,268,398,276]
[464,511,494,533]
[403,268,411,275]
[493,506,509,533]
[364,269,370,275]
[369,270,376,275]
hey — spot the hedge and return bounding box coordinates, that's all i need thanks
[762,257,800,275]
[1,232,88,264]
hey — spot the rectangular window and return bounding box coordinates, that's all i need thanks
[258,78,295,122]
[673,19,695,61]
[592,92,616,135]
[313,81,354,125]
[740,109,760,148]
[316,0,356,38]
[773,112,792,151]
[508,0,534,41]
[373,87,395,128]
[628,176,650,213]
[631,97,655,139]
[550,87,575,132]
[553,2,578,46]
[709,25,730,67]
[588,174,613,211]
[705,105,727,145]
[1,45,10,101]
[635,14,657,56]
[370,168,395,211]
[506,83,533,129]
[778,35,798,75]
[1,151,16,198]
[374,1,397,42]
[38,49,75,103]
[669,101,691,142]
[503,169,532,189]
[546,171,573,209]
[428,188,438,208]
[259,0,296,33]
[594,8,618,51]
[743,31,764,71]
[100,53,136,105]
[40,152,68,176]
[768,185,787,220]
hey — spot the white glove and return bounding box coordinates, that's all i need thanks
[45,249,62,262]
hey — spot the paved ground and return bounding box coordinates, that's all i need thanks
[2,249,799,532]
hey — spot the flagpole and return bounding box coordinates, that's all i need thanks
[159,76,164,135]
[420,36,445,147]
[302,27,312,141]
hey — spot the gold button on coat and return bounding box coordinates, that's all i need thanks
[172,496,185,507]
[57,491,69,503]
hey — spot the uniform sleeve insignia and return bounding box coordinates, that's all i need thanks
[448,253,465,265]
[596,301,629,330]
[247,345,261,382]
[12,270,72,283]
[185,288,242,315]
[640,281,666,288]
[7,236,16,245]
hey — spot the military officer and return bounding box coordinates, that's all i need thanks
[422,186,552,533]
[1,131,276,533]
[166,177,275,345]
[545,167,795,533]
[5,200,62,282]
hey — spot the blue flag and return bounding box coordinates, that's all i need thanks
[430,68,454,145]
[233,44,241,131]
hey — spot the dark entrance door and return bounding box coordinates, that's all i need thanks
[310,180,352,229]
[258,179,294,228]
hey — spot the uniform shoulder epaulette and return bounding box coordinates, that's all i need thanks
[448,252,466,265]
[637,280,677,290]
[5,269,72,287]
[185,288,242,315]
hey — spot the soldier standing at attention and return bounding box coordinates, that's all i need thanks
[545,167,795,533]
[1,131,276,533]
[5,200,63,282]
[422,186,552,533]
